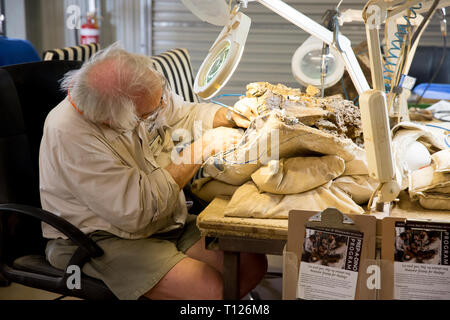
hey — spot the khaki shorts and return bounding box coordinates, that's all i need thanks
[45,214,201,300]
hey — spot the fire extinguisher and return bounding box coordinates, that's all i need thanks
[80,12,99,45]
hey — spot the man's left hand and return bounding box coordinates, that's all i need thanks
[230,111,251,128]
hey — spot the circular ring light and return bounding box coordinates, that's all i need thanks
[194,11,251,99]
[291,36,345,89]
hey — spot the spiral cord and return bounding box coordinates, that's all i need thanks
[383,3,422,93]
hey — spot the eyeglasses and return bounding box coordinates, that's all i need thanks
[139,80,169,121]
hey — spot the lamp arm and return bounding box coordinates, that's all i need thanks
[254,0,370,94]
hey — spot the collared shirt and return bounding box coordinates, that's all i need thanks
[39,92,221,239]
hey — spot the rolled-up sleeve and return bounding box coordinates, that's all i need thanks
[55,130,180,234]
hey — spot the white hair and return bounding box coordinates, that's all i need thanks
[61,42,168,131]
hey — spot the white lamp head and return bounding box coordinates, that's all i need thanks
[291,36,345,89]
[181,0,230,26]
[193,8,251,99]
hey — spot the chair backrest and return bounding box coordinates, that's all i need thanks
[150,48,201,103]
[43,43,101,62]
[409,46,450,85]
[0,61,82,262]
[0,37,41,67]
[0,49,197,261]
[0,69,35,206]
[2,61,84,188]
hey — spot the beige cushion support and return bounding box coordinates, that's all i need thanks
[251,155,345,195]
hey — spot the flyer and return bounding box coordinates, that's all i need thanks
[394,221,450,300]
[296,226,363,300]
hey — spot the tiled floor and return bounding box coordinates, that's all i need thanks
[0,255,283,300]
[0,282,81,300]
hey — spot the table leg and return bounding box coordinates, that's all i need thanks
[223,251,240,300]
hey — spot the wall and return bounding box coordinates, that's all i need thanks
[4,0,26,39]
[152,0,448,103]
[4,0,446,101]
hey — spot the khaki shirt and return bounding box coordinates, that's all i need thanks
[39,92,221,239]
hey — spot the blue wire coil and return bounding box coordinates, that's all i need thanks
[383,3,422,93]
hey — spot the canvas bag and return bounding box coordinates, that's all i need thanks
[409,165,450,195]
[409,164,450,210]
[332,175,378,204]
[431,149,450,173]
[417,193,450,210]
[223,181,284,218]
[202,111,362,186]
[224,181,364,219]
[190,177,239,202]
[250,155,345,194]
[342,147,369,176]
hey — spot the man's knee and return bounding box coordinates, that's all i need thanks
[241,253,268,284]
[199,271,224,300]
[247,253,268,274]
[145,258,224,300]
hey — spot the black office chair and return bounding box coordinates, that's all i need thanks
[0,61,117,299]
[409,45,450,85]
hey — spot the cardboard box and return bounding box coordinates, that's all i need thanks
[381,217,450,300]
[282,209,377,300]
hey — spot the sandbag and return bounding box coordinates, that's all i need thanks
[251,155,345,195]
[223,181,284,218]
[202,111,362,186]
[265,183,365,218]
[190,177,239,203]
[332,175,378,204]
[409,165,450,197]
[431,149,450,173]
[418,193,450,210]
[224,181,364,219]
[428,185,450,193]
[342,147,369,176]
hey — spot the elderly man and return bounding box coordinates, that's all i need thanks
[40,44,267,300]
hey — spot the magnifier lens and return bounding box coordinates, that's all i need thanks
[205,42,231,85]
[300,49,337,80]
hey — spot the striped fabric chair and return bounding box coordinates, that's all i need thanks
[44,45,200,104]
[42,43,101,62]
[150,48,201,103]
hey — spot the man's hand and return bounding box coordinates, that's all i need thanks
[164,128,242,189]
[213,106,251,129]
[233,97,259,121]
[230,111,251,129]
[202,127,243,158]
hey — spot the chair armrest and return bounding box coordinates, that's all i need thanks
[0,203,103,258]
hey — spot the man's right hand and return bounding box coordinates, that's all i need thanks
[164,127,242,189]
[233,97,259,120]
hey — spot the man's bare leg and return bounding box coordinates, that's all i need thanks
[143,237,267,300]
[185,237,268,299]
[144,256,224,300]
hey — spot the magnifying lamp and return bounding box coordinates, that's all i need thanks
[183,0,402,208]
[189,3,251,99]
[186,0,369,99]
[291,36,345,89]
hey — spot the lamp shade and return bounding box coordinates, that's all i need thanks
[182,0,230,26]
[194,10,251,99]
[291,36,345,89]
